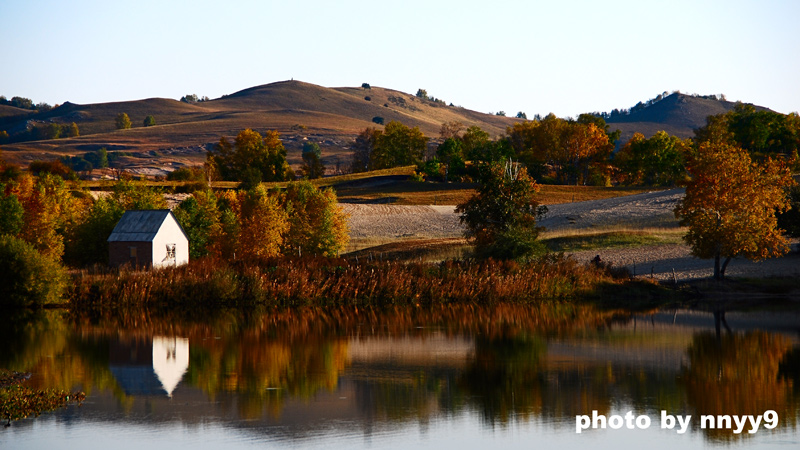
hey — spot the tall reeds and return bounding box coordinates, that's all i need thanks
[68,254,622,310]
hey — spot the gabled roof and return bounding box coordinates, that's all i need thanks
[107,210,188,242]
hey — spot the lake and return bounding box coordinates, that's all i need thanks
[1,303,798,449]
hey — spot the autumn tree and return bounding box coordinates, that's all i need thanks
[6,173,86,260]
[456,160,546,261]
[229,186,289,260]
[558,123,612,185]
[674,142,795,280]
[282,181,349,257]
[207,129,294,184]
[301,142,325,179]
[115,113,132,130]
[507,116,612,184]
[143,115,156,127]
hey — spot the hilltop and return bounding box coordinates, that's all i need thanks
[603,92,772,144]
[0,80,517,176]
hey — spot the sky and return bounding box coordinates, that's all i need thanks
[1,0,799,118]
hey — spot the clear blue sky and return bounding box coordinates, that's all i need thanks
[2,0,798,117]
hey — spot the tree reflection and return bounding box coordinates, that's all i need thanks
[459,334,546,424]
[681,330,797,441]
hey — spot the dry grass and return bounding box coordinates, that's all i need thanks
[336,180,658,206]
[68,255,625,310]
[542,228,685,252]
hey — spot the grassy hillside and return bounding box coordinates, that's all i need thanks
[0,80,519,175]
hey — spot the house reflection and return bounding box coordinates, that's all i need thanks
[109,336,189,398]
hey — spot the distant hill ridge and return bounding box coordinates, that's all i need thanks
[0,81,780,174]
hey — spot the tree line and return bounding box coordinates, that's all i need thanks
[0,147,349,307]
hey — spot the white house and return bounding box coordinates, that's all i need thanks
[107,210,189,268]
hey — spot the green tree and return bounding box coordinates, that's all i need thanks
[67,122,80,137]
[694,103,800,157]
[777,185,800,238]
[674,142,795,280]
[143,115,156,127]
[456,160,546,261]
[0,235,68,308]
[64,180,166,266]
[173,190,221,259]
[115,113,132,130]
[0,184,24,236]
[301,142,326,179]
[370,121,428,169]
[349,127,381,173]
[614,131,690,186]
[436,138,465,182]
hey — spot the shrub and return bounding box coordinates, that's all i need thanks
[143,115,156,127]
[115,113,132,130]
[0,235,68,308]
[372,116,384,125]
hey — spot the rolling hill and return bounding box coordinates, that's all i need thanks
[0,80,518,176]
[0,82,778,177]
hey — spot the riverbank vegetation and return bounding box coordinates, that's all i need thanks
[0,369,84,425]
[67,254,637,312]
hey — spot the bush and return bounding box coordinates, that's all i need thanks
[115,113,132,130]
[372,116,384,125]
[0,235,68,308]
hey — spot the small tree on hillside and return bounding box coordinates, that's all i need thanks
[115,113,132,129]
[143,115,156,127]
[674,141,795,280]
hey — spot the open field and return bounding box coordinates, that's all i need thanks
[343,186,800,282]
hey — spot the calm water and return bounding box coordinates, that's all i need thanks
[1,303,799,449]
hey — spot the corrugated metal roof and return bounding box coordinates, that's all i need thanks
[107,210,173,242]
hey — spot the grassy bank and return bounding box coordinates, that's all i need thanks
[68,255,642,311]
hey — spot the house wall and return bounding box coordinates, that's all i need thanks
[152,216,190,268]
[109,242,153,268]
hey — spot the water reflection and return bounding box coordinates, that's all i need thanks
[108,337,188,397]
[1,304,799,447]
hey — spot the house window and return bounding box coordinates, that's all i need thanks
[165,244,176,260]
[129,247,137,258]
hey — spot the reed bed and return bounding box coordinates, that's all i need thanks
[68,255,625,310]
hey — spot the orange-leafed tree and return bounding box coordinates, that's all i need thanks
[559,123,611,185]
[674,142,795,280]
[214,187,289,261]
